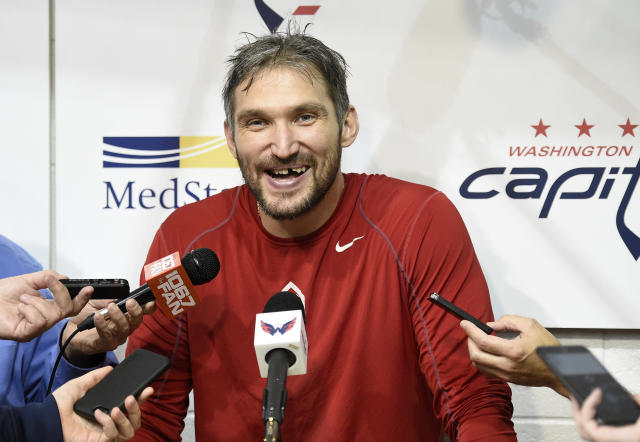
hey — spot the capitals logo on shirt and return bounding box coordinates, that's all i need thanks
[261,318,297,335]
[103,136,238,168]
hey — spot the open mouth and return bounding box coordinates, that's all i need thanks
[265,166,310,179]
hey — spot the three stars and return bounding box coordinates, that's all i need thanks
[531,118,637,137]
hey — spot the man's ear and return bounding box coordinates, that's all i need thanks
[340,105,359,148]
[224,120,238,159]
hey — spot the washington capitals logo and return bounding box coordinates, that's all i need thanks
[261,318,296,335]
[254,1,320,33]
[460,118,640,261]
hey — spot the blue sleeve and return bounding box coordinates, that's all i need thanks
[0,234,118,406]
[24,320,118,399]
[0,395,63,442]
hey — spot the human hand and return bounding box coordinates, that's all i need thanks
[0,270,92,342]
[53,366,154,442]
[572,389,640,442]
[461,314,569,397]
[62,298,156,365]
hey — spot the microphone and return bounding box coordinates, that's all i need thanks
[76,248,220,332]
[253,291,308,441]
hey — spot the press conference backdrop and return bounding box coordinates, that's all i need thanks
[1,0,638,328]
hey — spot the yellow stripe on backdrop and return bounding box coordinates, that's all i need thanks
[179,136,238,168]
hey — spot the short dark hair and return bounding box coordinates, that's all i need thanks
[223,31,350,133]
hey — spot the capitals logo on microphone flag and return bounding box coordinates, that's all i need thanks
[255,310,307,378]
[261,318,296,335]
[144,252,201,319]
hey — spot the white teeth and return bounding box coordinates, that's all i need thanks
[269,167,308,176]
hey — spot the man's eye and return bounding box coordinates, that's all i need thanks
[247,120,264,127]
[298,114,315,123]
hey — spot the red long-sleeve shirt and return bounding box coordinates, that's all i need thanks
[127,173,516,441]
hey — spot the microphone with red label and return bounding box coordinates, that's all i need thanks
[76,248,220,331]
[254,291,308,442]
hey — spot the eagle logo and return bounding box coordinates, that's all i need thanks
[261,318,297,335]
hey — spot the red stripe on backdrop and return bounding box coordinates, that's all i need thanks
[293,5,320,15]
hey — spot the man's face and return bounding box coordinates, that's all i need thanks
[225,67,343,220]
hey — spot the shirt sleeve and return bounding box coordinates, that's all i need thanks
[402,192,516,441]
[0,395,63,442]
[21,312,118,403]
[0,235,117,405]
[125,228,192,441]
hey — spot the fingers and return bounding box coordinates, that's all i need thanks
[491,314,537,333]
[137,386,154,405]
[53,366,113,404]
[110,406,136,440]
[91,304,127,351]
[466,338,513,380]
[101,391,153,442]
[101,299,146,338]
[92,301,141,352]
[108,303,131,336]
[461,320,525,361]
[123,396,143,432]
[94,408,119,441]
[18,293,64,333]
[71,286,95,315]
[125,299,143,330]
[570,396,581,416]
[24,269,64,291]
[141,300,156,315]
[93,397,146,442]
[15,297,49,335]
[46,272,81,318]
[576,389,604,438]
[77,366,113,395]
[581,388,602,420]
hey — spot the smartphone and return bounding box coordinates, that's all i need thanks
[73,349,170,422]
[537,345,640,426]
[60,278,130,299]
[428,292,494,335]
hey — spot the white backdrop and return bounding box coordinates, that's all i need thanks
[1,0,638,328]
[0,0,49,266]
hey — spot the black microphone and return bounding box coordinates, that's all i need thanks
[76,248,220,332]
[256,291,307,442]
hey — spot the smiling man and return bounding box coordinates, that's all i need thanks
[126,31,516,441]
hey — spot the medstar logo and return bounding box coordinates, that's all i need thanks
[101,136,238,210]
[254,0,321,33]
[460,118,640,260]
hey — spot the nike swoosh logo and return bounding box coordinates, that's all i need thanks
[335,235,365,253]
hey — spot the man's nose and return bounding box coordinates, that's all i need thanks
[269,123,300,159]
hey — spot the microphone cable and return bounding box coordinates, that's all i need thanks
[46,326,82,395]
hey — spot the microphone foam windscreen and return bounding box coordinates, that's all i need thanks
[182,248,220,285]
[263,291,306,321]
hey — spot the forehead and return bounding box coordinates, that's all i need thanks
[232,66,332,116]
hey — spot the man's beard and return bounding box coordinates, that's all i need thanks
[237,143,342,220]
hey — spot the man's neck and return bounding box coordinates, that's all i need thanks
[258,173,345,238]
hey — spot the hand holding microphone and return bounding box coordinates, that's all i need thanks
[47,248,221,395]
[76,248,220,332]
